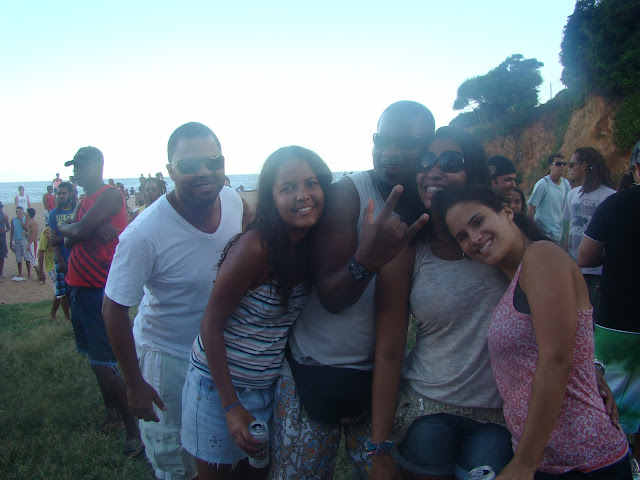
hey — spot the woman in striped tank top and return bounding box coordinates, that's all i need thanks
[437,185,631,480]
[181,146,332,480]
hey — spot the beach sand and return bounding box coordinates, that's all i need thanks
[1,191,258,306]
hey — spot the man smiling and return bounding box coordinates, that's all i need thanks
[103,122,245,480]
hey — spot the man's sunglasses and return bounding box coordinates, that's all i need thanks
[550,161,567,167]
[418,151,465,174]
[173,155,225,175]
[372,134,429,150]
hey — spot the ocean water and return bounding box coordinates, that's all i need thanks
[0,172,349,205]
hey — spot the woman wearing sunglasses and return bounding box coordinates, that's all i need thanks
[370,126,513,479]
[129,177,167,223]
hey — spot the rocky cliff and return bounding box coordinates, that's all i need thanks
[482,94,631,192]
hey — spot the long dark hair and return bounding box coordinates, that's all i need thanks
[220,146,332,301]
[573,147,614,196]
[433,185,550,244]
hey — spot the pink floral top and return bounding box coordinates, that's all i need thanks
[487,263,628,474]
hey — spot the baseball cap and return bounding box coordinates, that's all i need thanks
[488,155,516,177]
[630,140,640,168]
[64,146,104,167]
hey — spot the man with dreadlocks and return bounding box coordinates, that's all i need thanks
[561,147,616,312]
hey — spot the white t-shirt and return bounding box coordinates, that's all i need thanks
[105,188,243,361]
[15,193,30,210]
[562,184,616,275]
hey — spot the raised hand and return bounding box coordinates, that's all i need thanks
[355,185,429,273]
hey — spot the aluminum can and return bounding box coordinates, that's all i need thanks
[248,420,269,468]
[469,466,496,480]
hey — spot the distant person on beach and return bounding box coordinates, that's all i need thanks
[129,186,136,197]
[25,208,39,277]
[15,185,31,210]
[528,153,571,242]
[129,177,166,223]
[271,101,431,478]
[10,206,29,280]
[103,122,245,480]
[59,146,142,459]
[43,186,56,226]
[37,226,60,320]
[488,155,517,198]
[108,178,116,186]
[52,173,62,192]
[224,175,231,186]
[155,172,164,182]
[0,202,9,277]
[235,184,244,192]
[49,181,75,322]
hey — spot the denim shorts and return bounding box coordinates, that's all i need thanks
[181,364,276,466]
[397,413,513,477]
[69,286,117,366]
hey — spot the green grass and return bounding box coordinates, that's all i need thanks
[1,301,396,479]
[0,301,155,480]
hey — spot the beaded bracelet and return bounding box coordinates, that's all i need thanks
[224,402,240,412]
[365,440,395,458]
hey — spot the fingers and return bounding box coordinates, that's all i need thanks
[380,185,403,216]
[153,393,167,412]
[405,213,430,240]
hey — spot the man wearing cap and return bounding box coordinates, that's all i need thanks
[58,146,142,457]
[578,140,640,460]
[103,122,245,480]
[527,153,571,242]
[488,155,517,198]
[0,202,9,277]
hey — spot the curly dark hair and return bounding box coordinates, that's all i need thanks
[572,147,614,196]
[219,146,333,302]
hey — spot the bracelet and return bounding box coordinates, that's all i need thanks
[223,402,240,412]
[594,359,606,375]
[365,440,395,458]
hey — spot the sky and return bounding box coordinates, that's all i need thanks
[1,0,577,182]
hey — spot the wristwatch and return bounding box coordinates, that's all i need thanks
[348,256,374,281]
[594,359,606,375]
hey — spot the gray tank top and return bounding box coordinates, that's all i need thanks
[402,242,509,408]
[289,171,388,370]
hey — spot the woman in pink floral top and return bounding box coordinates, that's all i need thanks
[434,185,630,480]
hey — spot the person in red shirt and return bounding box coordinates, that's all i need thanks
[59,146,142,457]
[42,186,56,226]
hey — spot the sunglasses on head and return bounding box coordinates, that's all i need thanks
[550,161,567,167]
[418,151,465,174]
[173,155,224,175]
[372,134,429,150]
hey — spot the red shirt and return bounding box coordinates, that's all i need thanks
[66,185,127,288]
[44,193,56,210]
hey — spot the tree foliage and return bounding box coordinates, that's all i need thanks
[560,0,640,96]
[452,54,544,124]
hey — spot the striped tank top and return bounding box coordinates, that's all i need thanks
[191,281,309,388]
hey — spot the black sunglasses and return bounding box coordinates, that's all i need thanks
[173,155,224,175]
[419,151,465,174]
[568,162,583,168]
[550,161,567,167]
[372,134,429,150]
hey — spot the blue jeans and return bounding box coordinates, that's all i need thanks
[397,413,513,477]
[69,286,117,366]
[534,452,632,480]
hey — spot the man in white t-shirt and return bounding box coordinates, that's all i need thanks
[528,153,571,242]
[14,186,31,210]
[103,122,245,480]
[561,147,616,312]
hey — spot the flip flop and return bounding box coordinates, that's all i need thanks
[122,438,145,458]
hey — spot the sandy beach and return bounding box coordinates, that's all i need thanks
[1,191,258,306]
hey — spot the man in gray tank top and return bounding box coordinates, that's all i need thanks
[271,101,434,479]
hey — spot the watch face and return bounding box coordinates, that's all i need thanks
[349,262,364,280]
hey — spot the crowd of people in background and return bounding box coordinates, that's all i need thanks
[2,103,639,480]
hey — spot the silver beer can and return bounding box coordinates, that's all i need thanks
[248,420,269,468]
[469,465,496,480]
